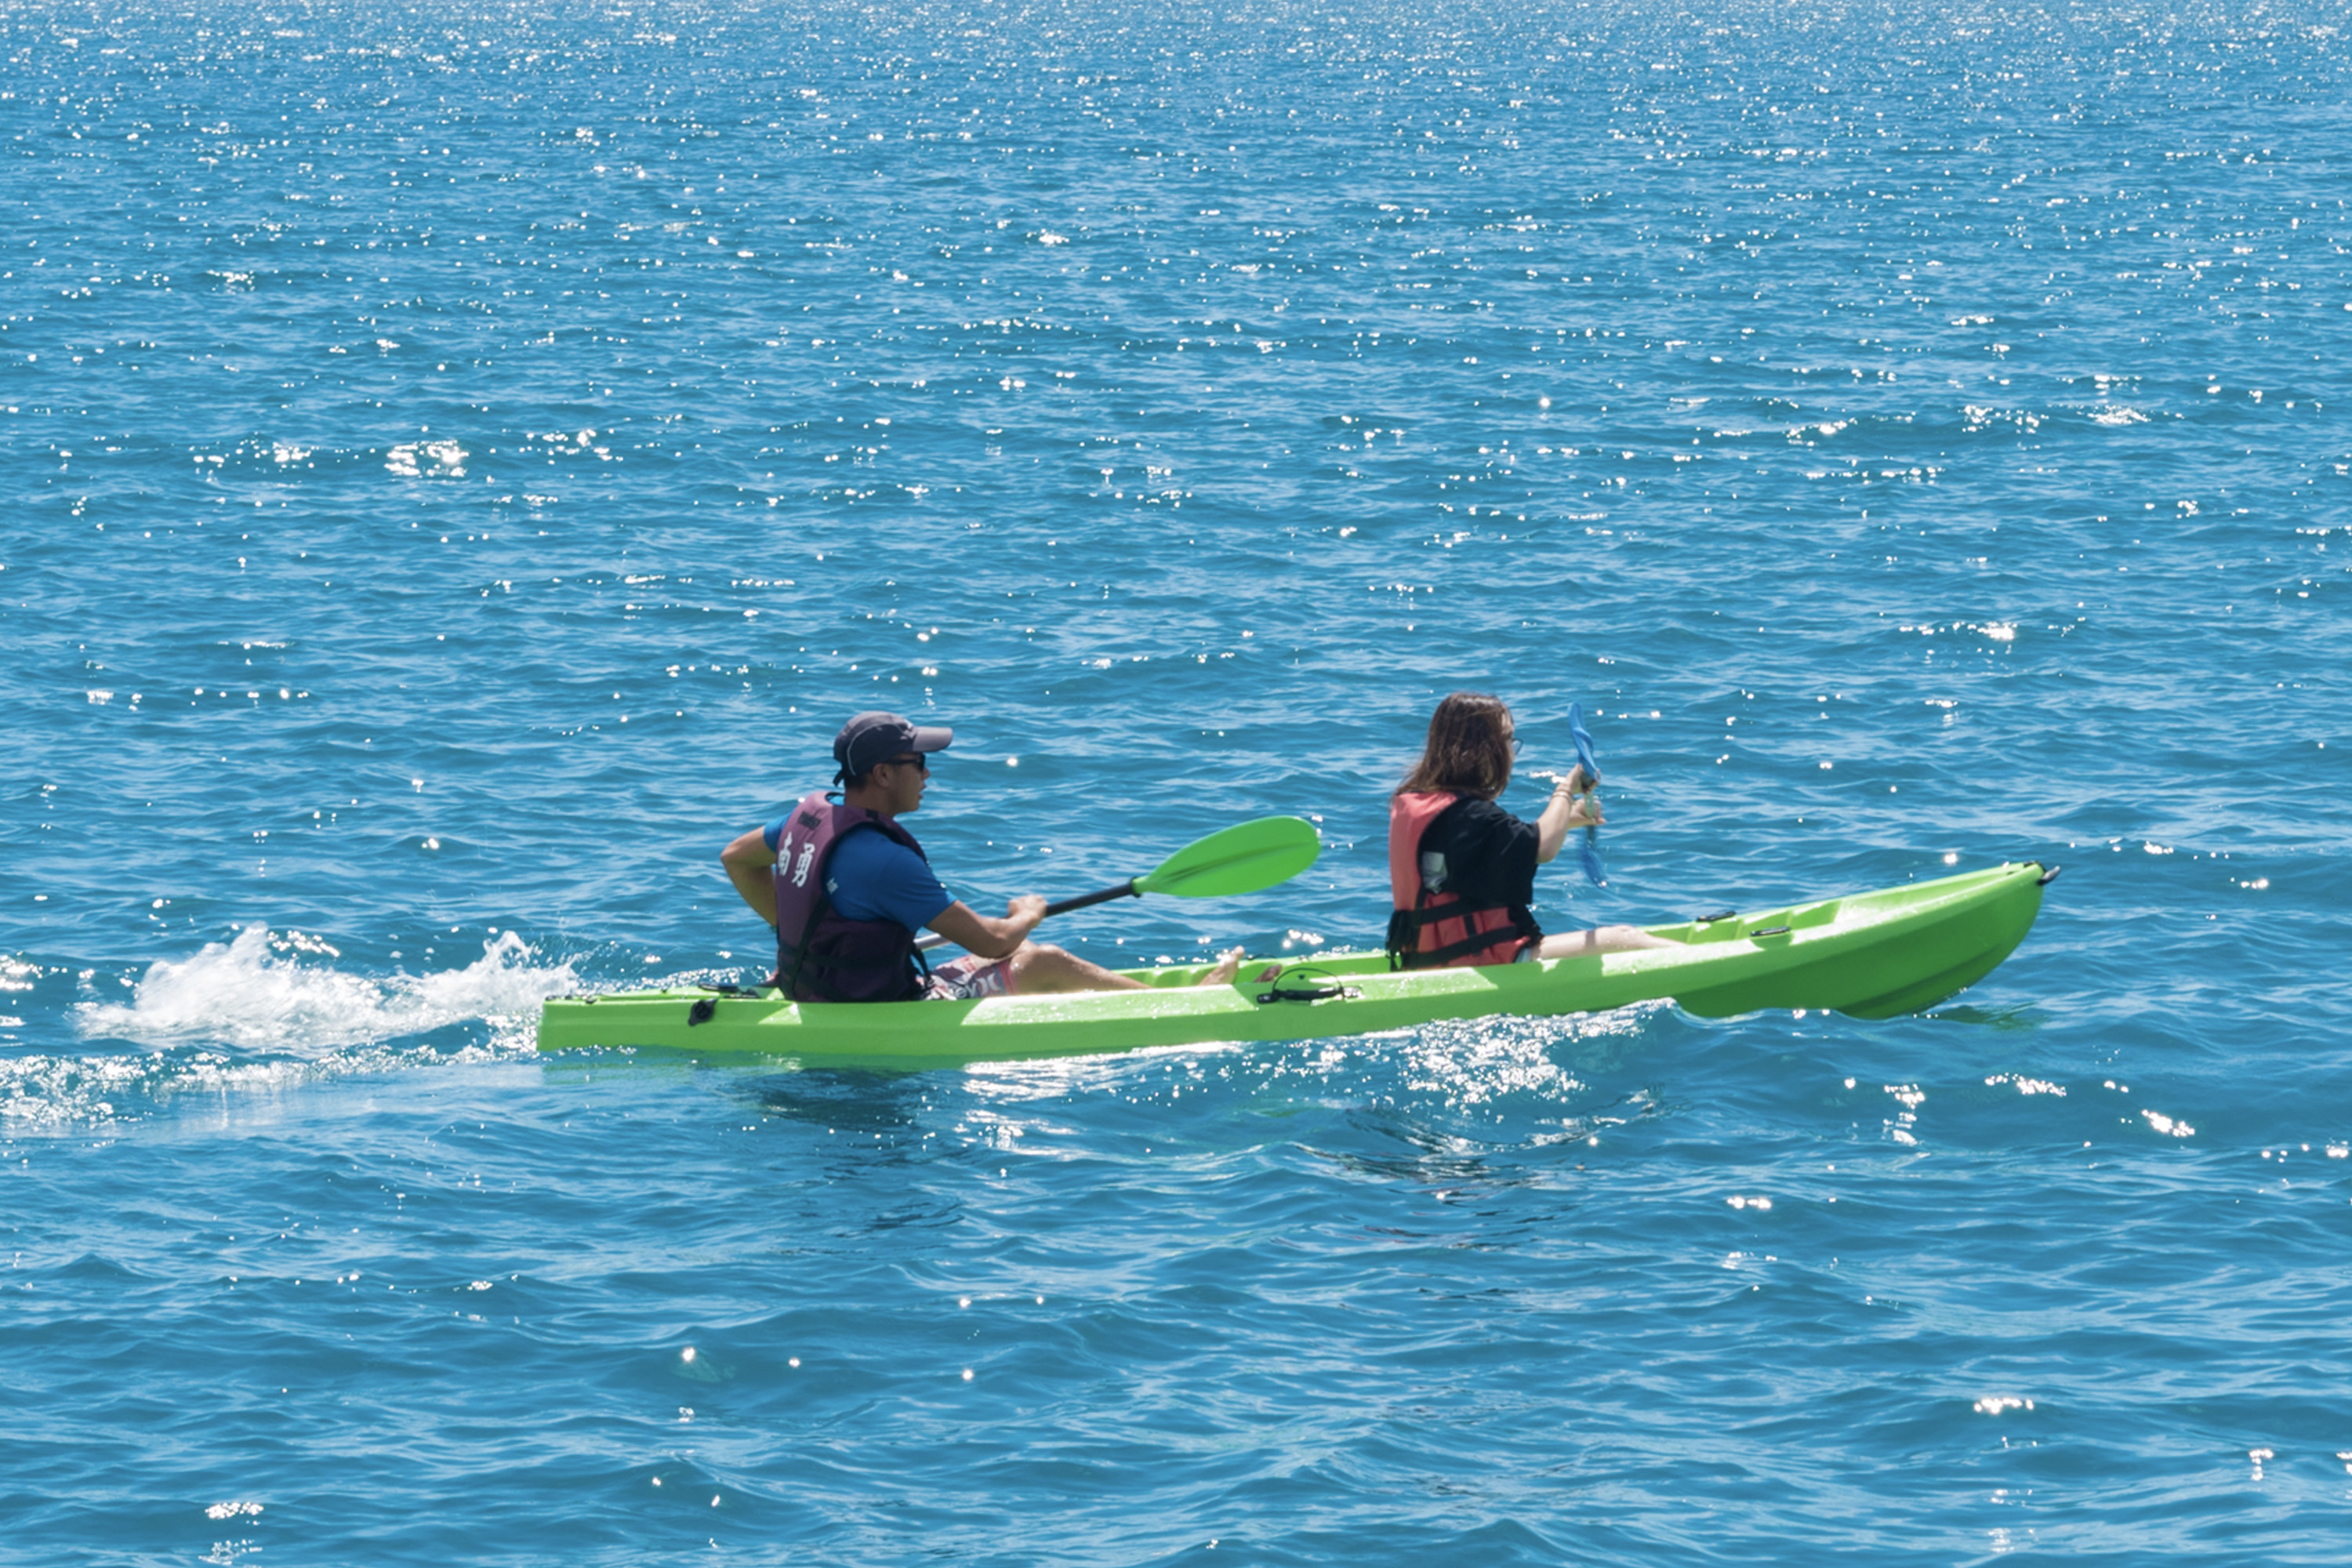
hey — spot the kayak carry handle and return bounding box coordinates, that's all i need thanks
[1695,909,1737,924]
[1748,925,1791,938]
[2036,863,2063,886]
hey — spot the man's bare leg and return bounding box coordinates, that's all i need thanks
[1007,942,1245,993]
[1536,925,1676,959]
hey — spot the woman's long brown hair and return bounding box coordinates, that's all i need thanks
[1396,691,1514,800]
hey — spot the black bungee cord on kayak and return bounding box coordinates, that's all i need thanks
[1250,963,1361,1004]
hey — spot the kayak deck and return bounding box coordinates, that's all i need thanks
[537,861,2053,1071]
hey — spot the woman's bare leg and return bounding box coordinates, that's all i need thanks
[1537,925,1676,959]
[1008,942,1246,993]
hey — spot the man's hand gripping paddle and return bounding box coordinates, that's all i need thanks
[1567,702,1607,887]
[915,815,1322,952]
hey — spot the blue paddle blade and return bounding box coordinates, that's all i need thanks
[1567,702,1601,786]
[1566,702,1607,887]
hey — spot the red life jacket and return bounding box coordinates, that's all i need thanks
[1385,791,1539,970]
[771,789,931,1003]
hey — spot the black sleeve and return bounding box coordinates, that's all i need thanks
[1428,797,1540,909]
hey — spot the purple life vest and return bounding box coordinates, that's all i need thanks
[771,789,931,1004]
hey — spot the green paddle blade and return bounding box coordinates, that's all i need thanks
[1135,815,1321,900]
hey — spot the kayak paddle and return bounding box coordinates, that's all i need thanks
[1566,702,1606,887]
[914,815,1322,950]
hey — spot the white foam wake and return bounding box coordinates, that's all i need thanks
[75,926,576,1053]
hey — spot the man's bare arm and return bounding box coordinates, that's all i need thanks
[926,895,1047,960]
[720,828,780,926]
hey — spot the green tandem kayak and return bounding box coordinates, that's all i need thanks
[535,861,2055,1072]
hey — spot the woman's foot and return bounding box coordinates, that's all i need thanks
[1196,947,1245,986]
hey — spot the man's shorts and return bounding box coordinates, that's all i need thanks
[924,953,1017,1001]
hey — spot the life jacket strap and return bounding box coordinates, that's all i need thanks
[779,927,931,1004]
[1385,901,1536,971]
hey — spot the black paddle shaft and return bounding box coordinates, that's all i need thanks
[1041,879,1142,916]
[913,877,1142,953]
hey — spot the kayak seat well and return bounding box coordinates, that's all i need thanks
[1651,895,1841,946]
[1784,898,1843,931]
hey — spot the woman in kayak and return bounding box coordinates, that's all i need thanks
[1387,692,1673,968]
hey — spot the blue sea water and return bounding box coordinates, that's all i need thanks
[4,0,2350,1559]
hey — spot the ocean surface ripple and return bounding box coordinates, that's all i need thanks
[3,1,2349,1561]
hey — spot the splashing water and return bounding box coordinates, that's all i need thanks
[74,927,575,1054]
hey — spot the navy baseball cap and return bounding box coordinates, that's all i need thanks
[833,710,953,781]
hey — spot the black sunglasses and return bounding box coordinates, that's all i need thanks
[878,753,929,773]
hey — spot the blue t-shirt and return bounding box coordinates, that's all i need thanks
[764,813,955,933]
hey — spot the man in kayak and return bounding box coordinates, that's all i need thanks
[722,710,1243,1002]
[1388,693,1674,967]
